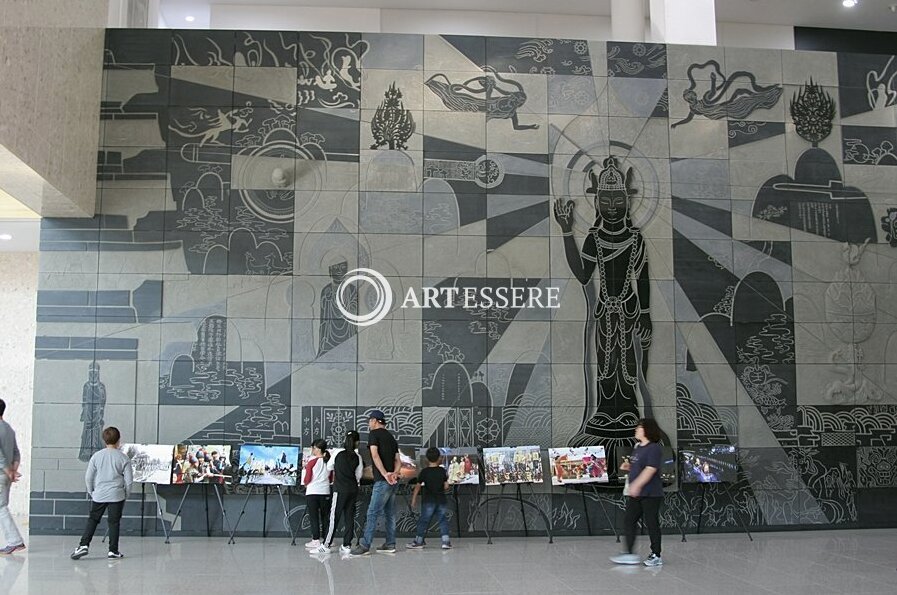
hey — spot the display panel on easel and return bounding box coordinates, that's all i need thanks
[680,445,738,483]
[237,444,300,486]
[548,446,609,485]
[171,444,233,484]
[418,447,481,485]
[483,446,543,486]
[122,443,174,484]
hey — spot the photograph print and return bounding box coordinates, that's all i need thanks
[680,445,738,484]
[237,444,300,486]
[483,446,544,486]
[122,443,174,484]
[171,444,233,484]
[548,446,609,486]
[398,447,420,482]
[419,447,481,485]
[443,447,480,485]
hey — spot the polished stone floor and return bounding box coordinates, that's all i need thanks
[0,529,895,594]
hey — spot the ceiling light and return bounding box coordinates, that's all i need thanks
[0,234,12,241]
[842,0,857,7]
[185,15,195,22]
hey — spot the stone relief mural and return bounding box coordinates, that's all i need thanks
[29,30,897,535]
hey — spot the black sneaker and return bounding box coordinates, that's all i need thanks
[643,553,663,567]
[405,542,425,549]
[376,543,397,553]
[348,545,371,557]
[107,551,124,559]
[70,546,89,560]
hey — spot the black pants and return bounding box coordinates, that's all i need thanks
[80,500,125,553]
[306,495,331,540]
[323,490,357,547]
[624,496,662,556]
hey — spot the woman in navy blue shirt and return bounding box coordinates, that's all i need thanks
[611,418,664,567]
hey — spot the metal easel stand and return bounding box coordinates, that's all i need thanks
[578,484,620,542]
[150,483,191,544]
[450,483,480,540]
[720,482,753,541]
[275,486,297,545]
[685,483,752,542]
[470,482,554,545]
[210,482,234,537]
[227,487,256,545]
[227,485,295,545]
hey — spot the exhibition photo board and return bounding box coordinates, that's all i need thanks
[483,446,543,486]
[548,446,609,486]
[398,447,420,481]
[237,444,301,486]
[171,444,232,485]
[122,444,174,485]
[436,447,481,485]
[680,446,739,484]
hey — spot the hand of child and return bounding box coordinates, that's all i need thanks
[410,498,417,509]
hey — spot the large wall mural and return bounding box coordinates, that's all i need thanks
[30,30,897,535]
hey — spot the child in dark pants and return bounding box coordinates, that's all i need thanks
[316,431,363,554]
[302,439,332,549]
[406,447,452,550]
[70,427,133,560]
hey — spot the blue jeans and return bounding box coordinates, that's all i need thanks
[413,499,450,544]
[360,480,398,548]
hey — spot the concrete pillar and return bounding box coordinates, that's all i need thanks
[612,0,646,42]
[0,0,106,216]
[650,0,717,45]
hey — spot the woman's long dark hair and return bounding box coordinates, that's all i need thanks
[342,431,360,470]
[637,418,662,443]
[312,438,330,463]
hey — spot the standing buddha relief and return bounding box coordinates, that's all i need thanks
[554,156,652,465]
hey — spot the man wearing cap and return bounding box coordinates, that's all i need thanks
[350,409,401,556]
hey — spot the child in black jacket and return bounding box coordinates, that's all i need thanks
[315,431,363,554]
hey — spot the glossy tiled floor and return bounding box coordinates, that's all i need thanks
[1,530,895,594]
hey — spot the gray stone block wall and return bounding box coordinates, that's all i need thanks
[30,30,897,536]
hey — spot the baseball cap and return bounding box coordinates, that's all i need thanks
[368,409,386,422]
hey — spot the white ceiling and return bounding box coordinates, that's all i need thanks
[716,0,897,29]
[161,0,897,32]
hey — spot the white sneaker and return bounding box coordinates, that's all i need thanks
[339,545,352,554]
[304,539,321,549]
[313,544,332,554]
